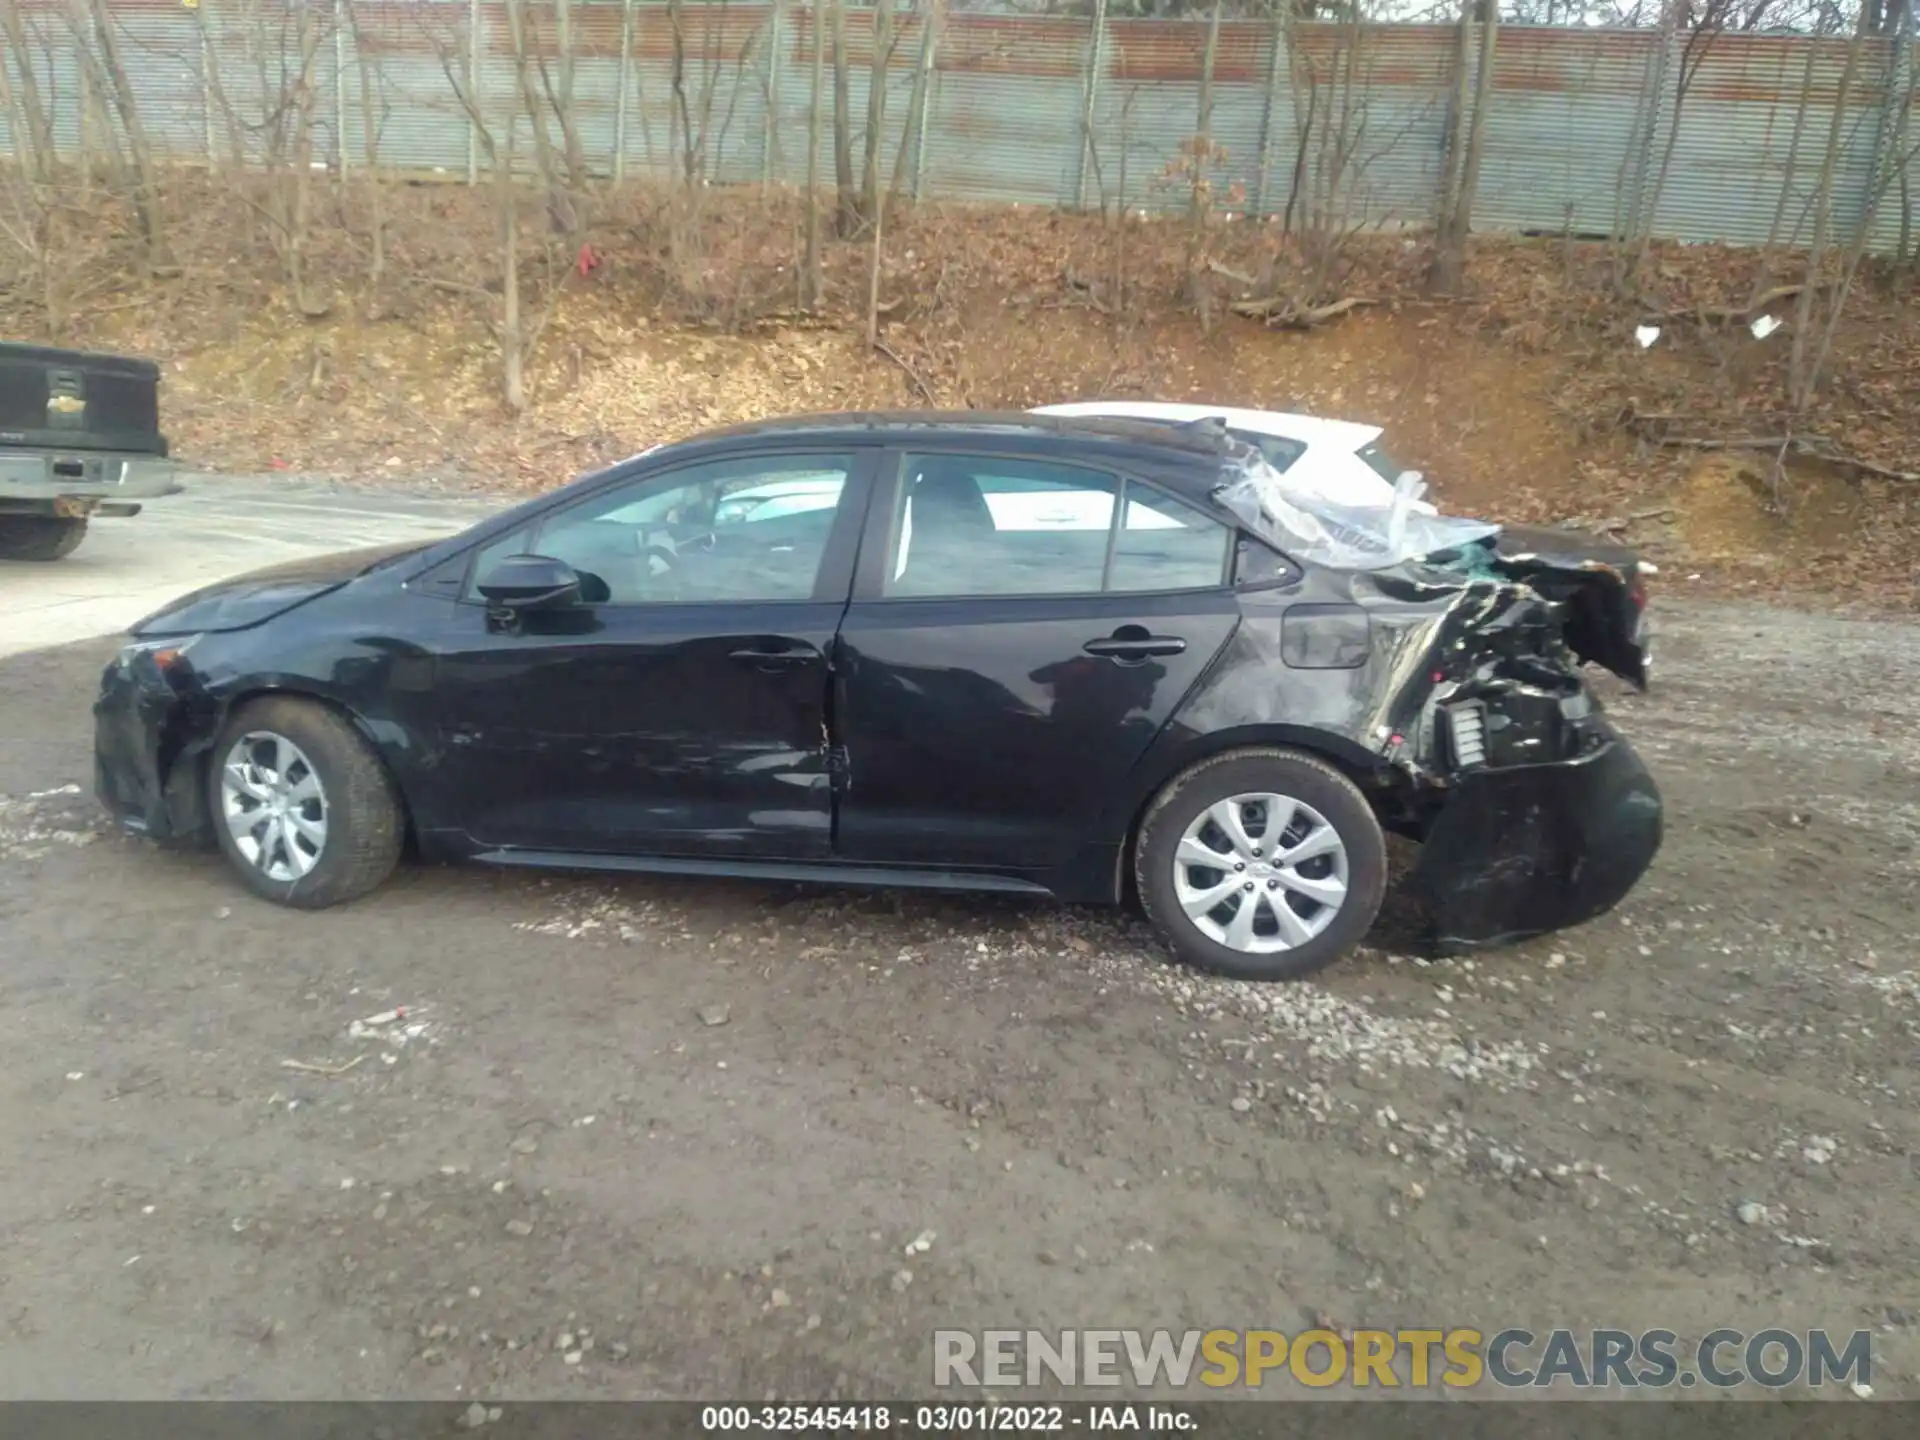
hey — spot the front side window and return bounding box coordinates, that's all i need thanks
[882,454,1231,599]
[466,454,853,606]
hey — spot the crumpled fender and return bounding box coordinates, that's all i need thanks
[1483,526,1653,690]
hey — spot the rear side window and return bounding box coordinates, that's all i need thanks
[883,454,1230,599]
[886,456,1115,598]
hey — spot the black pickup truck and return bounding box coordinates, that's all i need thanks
[0,341,182,560]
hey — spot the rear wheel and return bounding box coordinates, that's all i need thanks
[208,697,404,908]
[1134,748,1387,981]
[0,515,87,561]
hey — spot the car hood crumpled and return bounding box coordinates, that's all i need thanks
[131,540,433,636]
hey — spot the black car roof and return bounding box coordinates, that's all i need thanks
[664,409,1235,491]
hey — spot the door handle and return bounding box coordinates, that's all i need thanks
[1083,630,1186,661]
[728,644,820,669]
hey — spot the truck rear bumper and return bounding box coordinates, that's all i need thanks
[0,451,182,511]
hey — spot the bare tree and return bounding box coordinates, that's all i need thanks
[505,0,576,239]
[0,0,54,184]
[65,0,175,268]
[1613,0,1743,292]
[198,0,332,314]
[856,0,907,225]
[887,0,944,211]
[1784,25,1869,410]
[804,1,827,307]
[1427,0,1498,294]
[1185,0,1225,323]
[551,0,590,194]
[349,1,388,288]
[283,0,328,316]
[0,0,60,330]
[1286,3,1377,297]
[430,6,569,412]
[669,0,697,185]
[830,0,858,233]
[1748,38,1820,300]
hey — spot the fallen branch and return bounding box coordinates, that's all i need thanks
[1640,281,1829,326]
[1229,294,1376,329]
[872,338,935,405]
[1061,266,1112,317]
[1203,259,1262,289]
[734,307,843,332]
[279,1055,366,1077]
[1588,507,1676,534]
[1621,409,1920,484]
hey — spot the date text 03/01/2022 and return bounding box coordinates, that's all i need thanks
[698,1404,1194,1432]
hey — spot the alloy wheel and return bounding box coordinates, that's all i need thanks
[219,730,330,882]
[1171,791,1349,953]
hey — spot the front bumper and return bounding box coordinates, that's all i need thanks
[1405,727,1663,952]
[93,653,215,845]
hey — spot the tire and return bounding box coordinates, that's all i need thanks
[1134,747,1387,982]
[207,696,404,908]
[0,515,87,561]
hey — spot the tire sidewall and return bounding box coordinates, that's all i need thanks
[1136,750,1387,981]
[0,516,87,561]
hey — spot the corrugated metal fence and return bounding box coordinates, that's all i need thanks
[2,1,1915,252]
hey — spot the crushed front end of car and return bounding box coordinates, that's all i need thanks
[1203,441,1662,952]
[94,633,221,845]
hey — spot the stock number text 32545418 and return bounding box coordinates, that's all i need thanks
[698,1404,1073,1432]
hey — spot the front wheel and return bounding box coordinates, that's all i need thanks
[1134,748,1387,981]
[208,696,404,908]
[0,515,87,561]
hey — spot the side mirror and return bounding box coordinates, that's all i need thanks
[476,553,582,612]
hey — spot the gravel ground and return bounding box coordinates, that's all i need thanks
[0,597,1915,1401]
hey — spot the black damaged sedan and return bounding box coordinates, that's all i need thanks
[95,412,1661,981]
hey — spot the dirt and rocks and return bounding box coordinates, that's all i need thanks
[0,594,1915,1402]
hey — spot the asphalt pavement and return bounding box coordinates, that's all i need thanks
[0,474,500,658]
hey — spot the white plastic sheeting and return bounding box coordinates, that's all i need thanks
[1212,440,1500,572]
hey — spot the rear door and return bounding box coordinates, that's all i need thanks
[832,445,1242,874]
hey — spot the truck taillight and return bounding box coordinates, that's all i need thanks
[1629,561,1657,610]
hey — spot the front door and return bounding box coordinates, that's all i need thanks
[832,448,1242,873]
[426,447,874,858]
